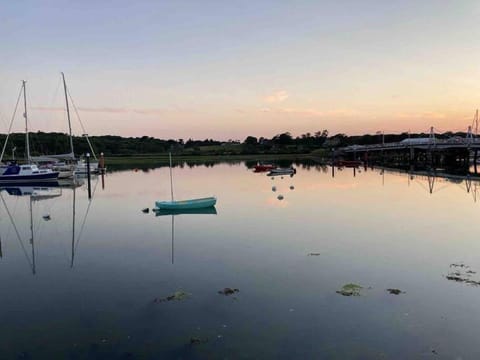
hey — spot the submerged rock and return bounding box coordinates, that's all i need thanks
[336,283,363,296]
[450,263,469,269]
[190,337,208,345]
[307,253,321,256]
[154,290,190,303]
[445,263,480,286]
[386,288,405,295]
[445,274,480,286]
[218,288,239,296]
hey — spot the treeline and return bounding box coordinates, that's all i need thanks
[0,130,470,159]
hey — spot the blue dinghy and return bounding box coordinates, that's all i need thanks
[155,196,216,210]
[153,206,217,216]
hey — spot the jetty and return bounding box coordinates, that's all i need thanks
[338,126,480,169]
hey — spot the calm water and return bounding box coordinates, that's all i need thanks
[1,161,480,359]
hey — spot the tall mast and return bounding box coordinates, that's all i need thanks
[23,80,31,163]
[62,72,75,157]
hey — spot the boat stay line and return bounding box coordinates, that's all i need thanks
[0,85,23,163]
[66,87,97,160]
[0,192,34,271]
[74,176,99,255]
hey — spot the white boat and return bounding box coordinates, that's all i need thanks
[0,81,59,183]
[267,167,296,176]
[31,155,76,179]
[74,158,100,174]
[0,163,59,183]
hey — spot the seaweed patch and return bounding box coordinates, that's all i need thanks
[336,283,363,296]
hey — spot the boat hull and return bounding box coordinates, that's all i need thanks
[0,172,59,183]
[154,207,217,216]
[155,197,217,210]
[254,164,275,172]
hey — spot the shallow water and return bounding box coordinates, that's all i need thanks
[1,161,480,359]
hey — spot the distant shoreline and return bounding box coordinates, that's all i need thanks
[104,153,311,166]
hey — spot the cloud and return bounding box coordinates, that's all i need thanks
[264,90,289,103]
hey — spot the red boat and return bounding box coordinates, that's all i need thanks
[254,164,276,172]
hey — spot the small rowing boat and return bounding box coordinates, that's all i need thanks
[154,153,217,211]
[155,196,217,210]
[153,206,218,216]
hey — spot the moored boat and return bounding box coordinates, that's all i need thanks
[155,196,217,210]
[254,164,276,172]
[0,81,59,183]
[267,167,296,176]
[0,163,59,183]
[155,153,216,210]
[74,158,100,174]
[153,206,218,216]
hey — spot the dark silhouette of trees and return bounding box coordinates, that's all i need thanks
[0,129,467,159]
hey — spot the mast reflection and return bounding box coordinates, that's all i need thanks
[0,176,98,274]
[154,207,217,264]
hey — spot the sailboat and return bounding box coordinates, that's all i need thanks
[31,73,100,177]
[0,81,59,183]
[154,153,217,210]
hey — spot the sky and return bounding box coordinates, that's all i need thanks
[1,0,480,140]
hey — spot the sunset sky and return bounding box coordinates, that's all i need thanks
[1,1,480,140]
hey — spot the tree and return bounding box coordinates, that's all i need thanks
[243,136,258,145]
[272,132,293,145]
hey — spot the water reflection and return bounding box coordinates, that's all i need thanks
[330,164,480,202]
[3,161,480,358]
[155,207,217,264]
[0,186,62,274]
[0,177,100,274]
